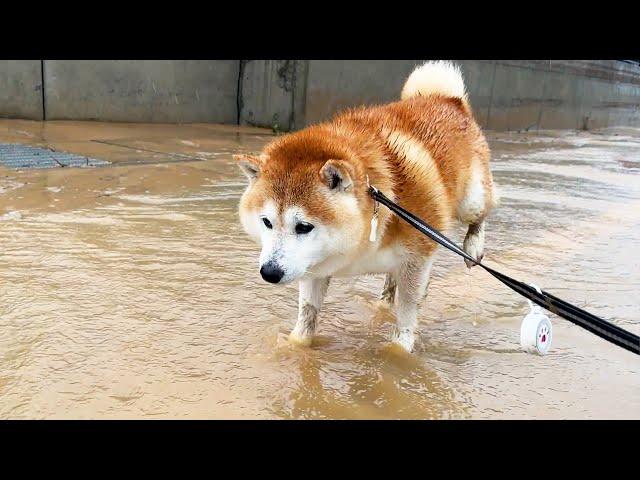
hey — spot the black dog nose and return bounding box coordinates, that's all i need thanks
[260,262,284,284]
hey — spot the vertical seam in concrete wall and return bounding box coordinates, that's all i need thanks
[289,60,296,131]
[485,61,497,130]
[535,61,550,132]
[577,75,587,130]
[292,60,309,130]
[40,60,46,120]
[236,60,245,125]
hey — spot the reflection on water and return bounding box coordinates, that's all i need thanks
[1,123,639,419]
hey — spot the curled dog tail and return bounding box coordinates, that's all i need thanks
[401,61,469,109]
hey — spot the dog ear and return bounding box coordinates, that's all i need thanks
[320,160,353,192]
[233,154,263,181]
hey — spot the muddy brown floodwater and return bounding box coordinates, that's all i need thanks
[0,119,639,419]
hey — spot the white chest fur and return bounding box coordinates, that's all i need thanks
[332,244,404,277]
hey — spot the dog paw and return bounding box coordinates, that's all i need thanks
[391,328,415,353]
[463,236,484,268]
[288,330,313,347]
[463,229,484,268]
[464,252,483,269]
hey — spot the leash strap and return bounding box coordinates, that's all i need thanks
[368,186,640,355]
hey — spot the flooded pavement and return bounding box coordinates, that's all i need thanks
[0,119,639,419]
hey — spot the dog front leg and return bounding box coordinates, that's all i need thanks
[289,277,331,347]
[380,273,397,305]
[392,256,435,352]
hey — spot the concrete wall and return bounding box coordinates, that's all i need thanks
[43,60,239,123]
[301,60,640,131]
[303,60,418,125]
[238,60,308,132]
[1,60,639,131]
[0,60,43,120]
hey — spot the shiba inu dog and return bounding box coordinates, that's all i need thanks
[234,61,497,352]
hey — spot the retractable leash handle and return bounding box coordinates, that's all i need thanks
[367,186,640,356]
[521,284,553,355]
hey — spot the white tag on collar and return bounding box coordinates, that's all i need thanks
[369,214,378,242]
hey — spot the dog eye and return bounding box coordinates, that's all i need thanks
[262,218,273,229]
[295,222,314,234]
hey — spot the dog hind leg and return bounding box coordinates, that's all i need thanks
[458,156,494,268]
[391,256,434,352]
[463,221,485,268]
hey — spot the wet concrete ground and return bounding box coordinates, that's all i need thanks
[0,119,638,419]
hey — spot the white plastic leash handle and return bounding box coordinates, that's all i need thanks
[521,283,553,355]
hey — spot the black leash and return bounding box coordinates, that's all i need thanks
[368,186,640,355]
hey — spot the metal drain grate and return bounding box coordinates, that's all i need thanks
[0,144,109,169]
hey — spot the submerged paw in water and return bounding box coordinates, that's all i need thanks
[288,331,314,347]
